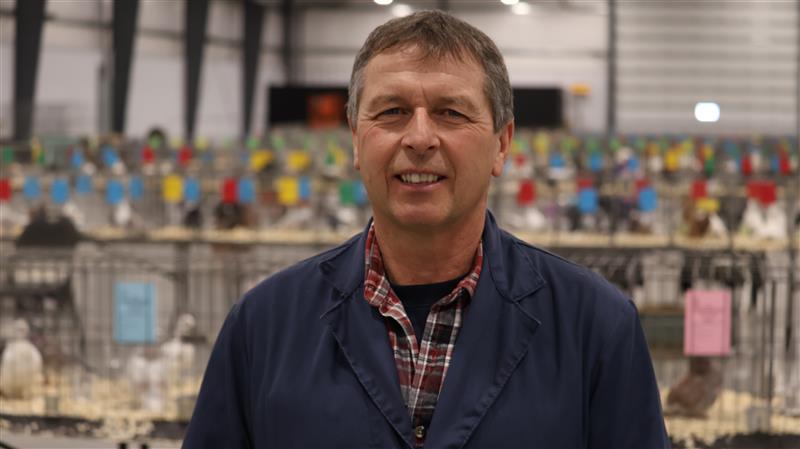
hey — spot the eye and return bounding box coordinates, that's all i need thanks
[442,109,467,120]
[380,107,403,116]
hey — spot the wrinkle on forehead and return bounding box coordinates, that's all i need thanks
[360,53,489,119]
[371,44,481,75]
[384,42,472,67]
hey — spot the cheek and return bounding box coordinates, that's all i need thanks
[359,130,397,172]
[464,139,498,176]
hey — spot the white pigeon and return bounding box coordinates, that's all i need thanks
[760,204,787,240]
[0,203,29,227]
[112,199,133,228]
[507,206,548,232]
[334,206,359,230]
[0,319,44,399]
[111,161,127,176]
[161,314,197,388]
[708,212,728,238]
[275,205,315,230]
[62,200,86,230]
[647,155,663,174]
[127,347,166,412]
[740,200,764,236]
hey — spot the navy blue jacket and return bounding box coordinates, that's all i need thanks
[183,212,670,448]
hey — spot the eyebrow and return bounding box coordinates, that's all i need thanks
[438,96,480,114]
[363,95,406,112]
[363,94,481,114]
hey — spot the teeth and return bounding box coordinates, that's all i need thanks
[400,173,439,184]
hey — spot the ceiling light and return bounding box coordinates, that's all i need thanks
[511,2,532,15]
[392,4,412,17]
[501,0,519,4]
[694,102,720,123]
[374,0,393,5]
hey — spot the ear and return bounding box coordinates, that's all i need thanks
[350,122,360,171]
[491,120,514,177]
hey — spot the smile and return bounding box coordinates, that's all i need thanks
[397,173,444,184]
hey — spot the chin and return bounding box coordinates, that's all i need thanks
[390,207,450,229]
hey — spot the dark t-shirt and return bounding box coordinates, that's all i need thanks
[390,275,464,341]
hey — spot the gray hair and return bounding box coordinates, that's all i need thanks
[347,10,513,133]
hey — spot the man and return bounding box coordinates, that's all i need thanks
[183,10,670,449]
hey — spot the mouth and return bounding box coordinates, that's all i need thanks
[395,172,445,185]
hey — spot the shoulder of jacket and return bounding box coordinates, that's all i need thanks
[502,229,632,312]
[238,233,361,306]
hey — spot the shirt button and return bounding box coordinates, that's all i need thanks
[415,425,426,439]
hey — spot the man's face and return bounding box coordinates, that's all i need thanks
[351,46,512,232]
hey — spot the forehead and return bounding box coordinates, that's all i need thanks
[361,47,487,103]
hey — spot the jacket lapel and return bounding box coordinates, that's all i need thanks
[424,213,546,449]
[319,227,415,449]
[317,213,546,449]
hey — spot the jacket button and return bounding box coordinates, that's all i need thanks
[414,425,425,439]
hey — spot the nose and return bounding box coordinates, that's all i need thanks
[400,108,439,153]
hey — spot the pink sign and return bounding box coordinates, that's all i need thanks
[684,290,731,356]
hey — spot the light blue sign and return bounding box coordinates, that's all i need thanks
[76,175,93,195]
[638,187,658,212]
[577,188,598,214]
[237,177,255,204]
[71,150,84,169]
[299,176,312,200]
[23,176,40,200]
[549,153,565,169]
[184,177,201,203]
[51,178,69,205]
[113,282,157,344]
[588,153,603,172]
[129,176,144,201]
[102,146,119,167]
[106,179,124,205]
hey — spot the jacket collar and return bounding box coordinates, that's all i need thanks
[319,211,546,449]
[318,210,545,305]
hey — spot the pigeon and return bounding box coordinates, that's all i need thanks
[665,357,723,418]
[161,314,197,387]
[0,319,44,399]
[759,204,787,240]
[506,206,548,232]
[740,200,787,240]
[126,347,166,412]
[61,201,86,230]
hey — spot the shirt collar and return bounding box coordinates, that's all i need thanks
[363,223,483,310]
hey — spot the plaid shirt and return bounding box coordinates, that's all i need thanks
[363,224,483,447]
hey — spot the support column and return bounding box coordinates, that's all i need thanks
[13,0,47,141]
[281,0,296,85]
[242,0,265,139]
[185,0,210,140]
[606,0,617,135]
[112,0,139,135]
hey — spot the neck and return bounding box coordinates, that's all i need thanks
[372,210,485,285]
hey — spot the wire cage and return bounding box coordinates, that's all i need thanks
[0,239,328,442]
[0,238,798,446]
[557,246,800,447]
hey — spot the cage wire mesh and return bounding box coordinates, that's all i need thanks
[0,240,798,446]
[558,247,800,445]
